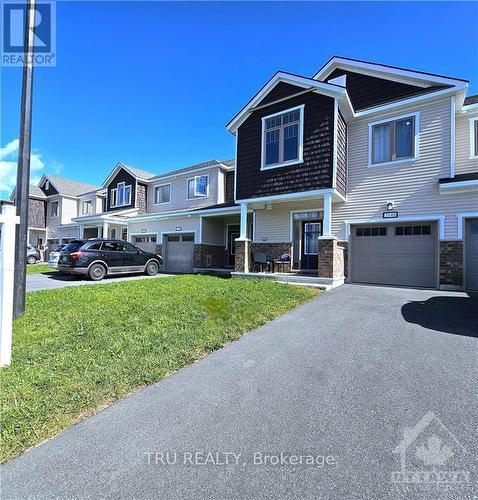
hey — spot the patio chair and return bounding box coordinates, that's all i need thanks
[251,252,272,273]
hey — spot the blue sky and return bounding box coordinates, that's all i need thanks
[1,1,477,198]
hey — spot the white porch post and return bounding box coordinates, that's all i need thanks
[102,221,109,239]
[0,205,20,367]
[79,225,84,238]
[239,203,248,239]
[322,192,332,238]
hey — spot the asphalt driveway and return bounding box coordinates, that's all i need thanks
[2,285,477,499]
[26,270,174,292]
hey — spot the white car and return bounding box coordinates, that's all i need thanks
[48,246,65,270]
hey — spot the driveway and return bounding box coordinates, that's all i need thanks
[27,270,174,292]
[2,285,477,499]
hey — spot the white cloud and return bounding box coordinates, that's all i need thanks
[0,139,49,198]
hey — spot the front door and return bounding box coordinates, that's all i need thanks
[301,221,321,270]
[227,225,240,266]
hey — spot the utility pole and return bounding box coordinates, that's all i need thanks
[13,0,37,318]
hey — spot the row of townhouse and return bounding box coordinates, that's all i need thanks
[14,56,478,290]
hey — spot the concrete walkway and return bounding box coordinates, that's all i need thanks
[2,285,477,499]
[26,270,174,292]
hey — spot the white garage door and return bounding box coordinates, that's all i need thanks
[163,233,195,273]
[465,218,478,291]
[351,222,437,288]
[133,235,157,253]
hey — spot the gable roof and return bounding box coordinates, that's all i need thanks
[40,174,100,197]
[226,71,348,133]
[9,184,46,201]
[313,56,468,87]
[102,162,155,187]
[464,94,478,106]
[149,160,234,182]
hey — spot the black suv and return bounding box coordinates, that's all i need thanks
[57,239,163,281]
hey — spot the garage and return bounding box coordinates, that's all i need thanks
[132,234,157,253]
[465,218,478,291]
[350,222,437,288]
[163,233,195,272]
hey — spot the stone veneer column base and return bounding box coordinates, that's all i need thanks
[234,239,251,273]
[318,237,345,282]
[439,240,464,290]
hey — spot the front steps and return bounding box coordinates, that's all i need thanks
[231,272,344,291]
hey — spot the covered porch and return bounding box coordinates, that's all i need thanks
[232,190,346,287]
[73,214,129,241]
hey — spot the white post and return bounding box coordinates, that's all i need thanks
[0,205,20,367]
[102,221,109,239]
[322,192,332,238]
[239,203,248,239]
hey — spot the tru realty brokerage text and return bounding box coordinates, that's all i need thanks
[145,451,338,467]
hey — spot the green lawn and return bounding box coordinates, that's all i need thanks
[26,264,54,275]
[0,275,319,463]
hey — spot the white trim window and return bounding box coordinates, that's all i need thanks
[187,175,208,199]
[368,112,419,167]
[261,105,304,170]
[81,200,92,215]
[50,200,59,217]
[110,182,132,207]
[470,117,478,159]
[154,183,171,204]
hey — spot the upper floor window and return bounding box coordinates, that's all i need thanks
[50,201,58,217]
[45,180,50,190]
[81,200,92,215]
[261,105,304,170]
[110,182,132,208]
[187,175,208,199]
[470,117,478,159]
[154,183,171,204]
[369,113,419,167]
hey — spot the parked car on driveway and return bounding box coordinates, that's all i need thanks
[26,244,41,265]
[48,245,65,270]
[57,239,163,281]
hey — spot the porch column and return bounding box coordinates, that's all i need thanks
[235,203,251,273]
[102,221,109,239]
[317,192,344,284]
[322,192,332,237]
[79,226,84,238]
[239,203,248,239]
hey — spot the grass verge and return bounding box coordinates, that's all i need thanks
[26,264,54,275]
[0,275,319,463]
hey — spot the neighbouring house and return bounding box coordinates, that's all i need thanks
[11,56,478,289]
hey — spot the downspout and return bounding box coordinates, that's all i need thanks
[450,95,456,178]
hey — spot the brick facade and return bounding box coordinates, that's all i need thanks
[439,240,463,288]
[28,198,46,228]
[317,238,345,279]
[136,183,147,214]
[339,241,348,278]
[234,239,250,272]
[193,244,227,268]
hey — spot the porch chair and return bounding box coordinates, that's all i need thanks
[251,252,272,273]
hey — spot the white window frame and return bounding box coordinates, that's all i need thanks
[187,175,209,199]
[261,104,305,171]
[45,180,50,190]
[110,182,132,208]
[153,183,171,205]
[469,116,478,160]
[110,227,117,239]
[368,112,420,168]
[50,200,59,218]
[81,199,93,215]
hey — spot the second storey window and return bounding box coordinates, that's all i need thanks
[370,114,418,166]
[110,182,132,207]
[82,200,92,215]
[187,175,208,198]
[262,105,304,169]
[50,201,58,217]
[470,117,478,159]
[154,184,171,204]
